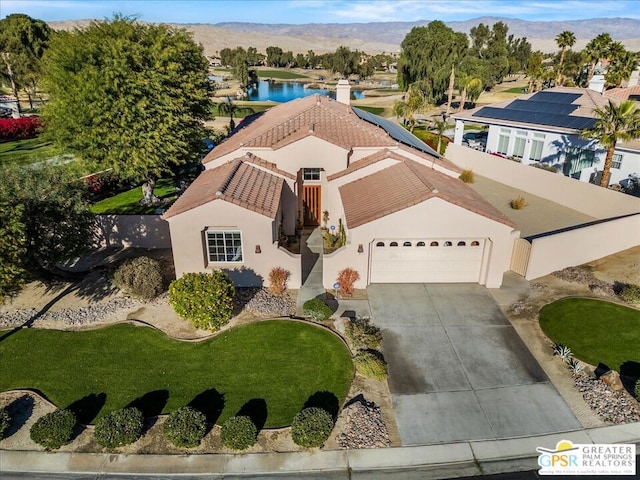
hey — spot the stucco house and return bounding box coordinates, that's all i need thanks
[164,82,518,290]
[451,87,640,187]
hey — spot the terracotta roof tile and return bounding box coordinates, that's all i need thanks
[339,160,514,229]
[164,159,283,219]
[604,85,640,100]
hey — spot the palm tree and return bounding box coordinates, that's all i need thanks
[216,96,255,131]
[581,100,640,187]
[555,30,576,85]
[456,73,483,112]
[393,84,427,132]
[605,49,639,89]
[584,33,611,86]
[431,119,450,153]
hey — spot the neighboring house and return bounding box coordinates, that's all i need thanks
[164,81,518,289]
[451,87,640,186]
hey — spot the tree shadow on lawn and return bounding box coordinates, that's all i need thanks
[188,388,225,431]
[66,392,107,425]
[304,391,339,421]
[620,361,640,396]
[2,394,34,439]
[127,390,169,433]
[236,398,268,431]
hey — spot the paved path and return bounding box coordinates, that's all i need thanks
[368,284,582,445]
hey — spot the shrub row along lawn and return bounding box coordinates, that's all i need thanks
[539,298,640,372]
[0,321,353,427]
[90,179,177,214]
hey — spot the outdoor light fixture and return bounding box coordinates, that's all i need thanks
[255,245,261,254]
[357,244,364,253]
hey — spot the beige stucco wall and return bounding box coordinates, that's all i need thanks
[95,215,172,249]
[525,213,640,280]
[166,200,301,288]
[323,197,516,289]
[446,144,640,219]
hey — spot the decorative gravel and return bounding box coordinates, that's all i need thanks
[552,267,614,295]
[575,376,640,424]
[235,288,296,316]
[337,399,390,449]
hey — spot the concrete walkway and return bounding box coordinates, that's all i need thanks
[368,284,582,445]
[296,228,325,314]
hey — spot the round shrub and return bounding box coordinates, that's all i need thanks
[220,416,257,450]
[29,409,76,450]
[169,271,235,331]
[0,407,11,439]
[354,351,388,380]
[619,283,640,303]
[112,256,164,299]
[290,407,334,448]
[345,317,382,350]
[94,407,144,449]
[163,406,207,448]
[303,298,332,322]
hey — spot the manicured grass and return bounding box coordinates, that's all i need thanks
[504,87,529,94]
[211,102,274,118]
[354,106,385,115]
[0,321,354,426]
[539,298,640,372]
[257,69,310,79]
[0,137,59,166]
[90,179,176,214]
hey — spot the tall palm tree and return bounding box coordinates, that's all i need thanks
[216,96,255,131]
[393,84,427,132]
[555,30,576,85]
[583,33,611,86]
[581,100,640,187]
[431,119,450,153]
[605,49,639,89]
[456,73,483,112]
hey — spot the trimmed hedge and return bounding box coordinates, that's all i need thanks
[303,298,332,322]
[169,271,235,331]
[354,351,388,380]
[163,406,207,448]
[290,407,334,448]
[94,407,144,449]
[0,407,11,439]
[112,256,164,299]
[29,409,76,450]
[220,416,257,450]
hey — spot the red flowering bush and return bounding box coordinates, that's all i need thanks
[0,116,41,140]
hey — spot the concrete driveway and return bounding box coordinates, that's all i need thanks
[368,284,581,445]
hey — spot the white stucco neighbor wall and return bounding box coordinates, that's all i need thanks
[446,144,640,218]
[166,201,301,288]
[526,214,640,280]
[323,198,515,289]
[95,215,172,249]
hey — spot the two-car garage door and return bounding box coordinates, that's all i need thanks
[370,238,486,283]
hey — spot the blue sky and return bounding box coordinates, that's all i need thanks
[2,0,639,23]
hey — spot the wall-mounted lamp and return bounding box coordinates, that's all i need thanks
[357,244,364,254]
[255,245,261,254]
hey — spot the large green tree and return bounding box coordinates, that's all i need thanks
[0,14,52,114]
[605,49,639,89]
[583,33,612,86]
[42,16,211,205]
[581,100,640,187]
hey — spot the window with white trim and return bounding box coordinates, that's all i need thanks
[564,147,595,176]
[612,153,623,169]
[497,135,510,155]
[206,230,243,263]
[513,137,526,159]
[303,168,321,181]
[529,139,544,161]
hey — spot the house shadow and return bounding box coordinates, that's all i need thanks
[236,398,268,431]
[2,395,35,439]
[303,391,339,420]
[65,392,107,425]
[127,390,169,432]
[318,292,339,314]
[227,267,264,314]
[188,388,225,429]
[620,361,640,395]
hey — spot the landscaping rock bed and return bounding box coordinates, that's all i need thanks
[552,266,614,295]
[336,398,390,449]
[574,376,640,424]
[235,288,296,317]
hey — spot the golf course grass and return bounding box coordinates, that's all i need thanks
[0,321,354,426]
[539,298,640,372]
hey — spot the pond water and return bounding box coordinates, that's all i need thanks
[247,80,365,102]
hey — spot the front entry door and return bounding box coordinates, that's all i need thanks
[303,185,321,226]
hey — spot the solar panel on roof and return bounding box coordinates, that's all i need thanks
[506,99,577,115]
[352,107,441,158]
[474,106,595,130]
[529,91,581,104]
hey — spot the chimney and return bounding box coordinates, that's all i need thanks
[336,79,351,105]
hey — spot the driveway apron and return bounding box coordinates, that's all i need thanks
[368,284,581,445]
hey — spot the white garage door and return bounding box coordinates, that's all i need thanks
[370,238,486,283]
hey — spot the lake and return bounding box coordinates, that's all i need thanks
[247,80,365,103]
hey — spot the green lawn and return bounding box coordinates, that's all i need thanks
[504,87,528,94]
[0,137,59,166]
[90,179,176,214]
[354,106,385,115]
[257,69,310,79]
[0,321,354,426]
[539,298,640,372]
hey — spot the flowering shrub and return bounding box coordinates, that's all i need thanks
[30,409,77,450]
[220,416,257,450]
[268,267,291,296]
[337,268,360,296]
[0,116,41,140]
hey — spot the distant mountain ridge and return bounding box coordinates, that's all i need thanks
[49,17,640,55]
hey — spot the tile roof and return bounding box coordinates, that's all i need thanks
[164,158,283,219]
[339,160,515,229]
[203,94,397,163]
[604,85,640,100]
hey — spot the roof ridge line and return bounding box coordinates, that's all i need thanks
[217,159,243,196]
[403,159,437,191]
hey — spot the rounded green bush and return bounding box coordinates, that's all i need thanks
[0,407,11,440]
[354,351,388,380]
[169,271,235,331]
[163,406,207,448]
[345,317,382,350]
[112,256,164,299]
[302,298,332,322]
[94,407,144,449]
[220,416,257,450]
[290,407,334,448]
[29,409,76,450]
